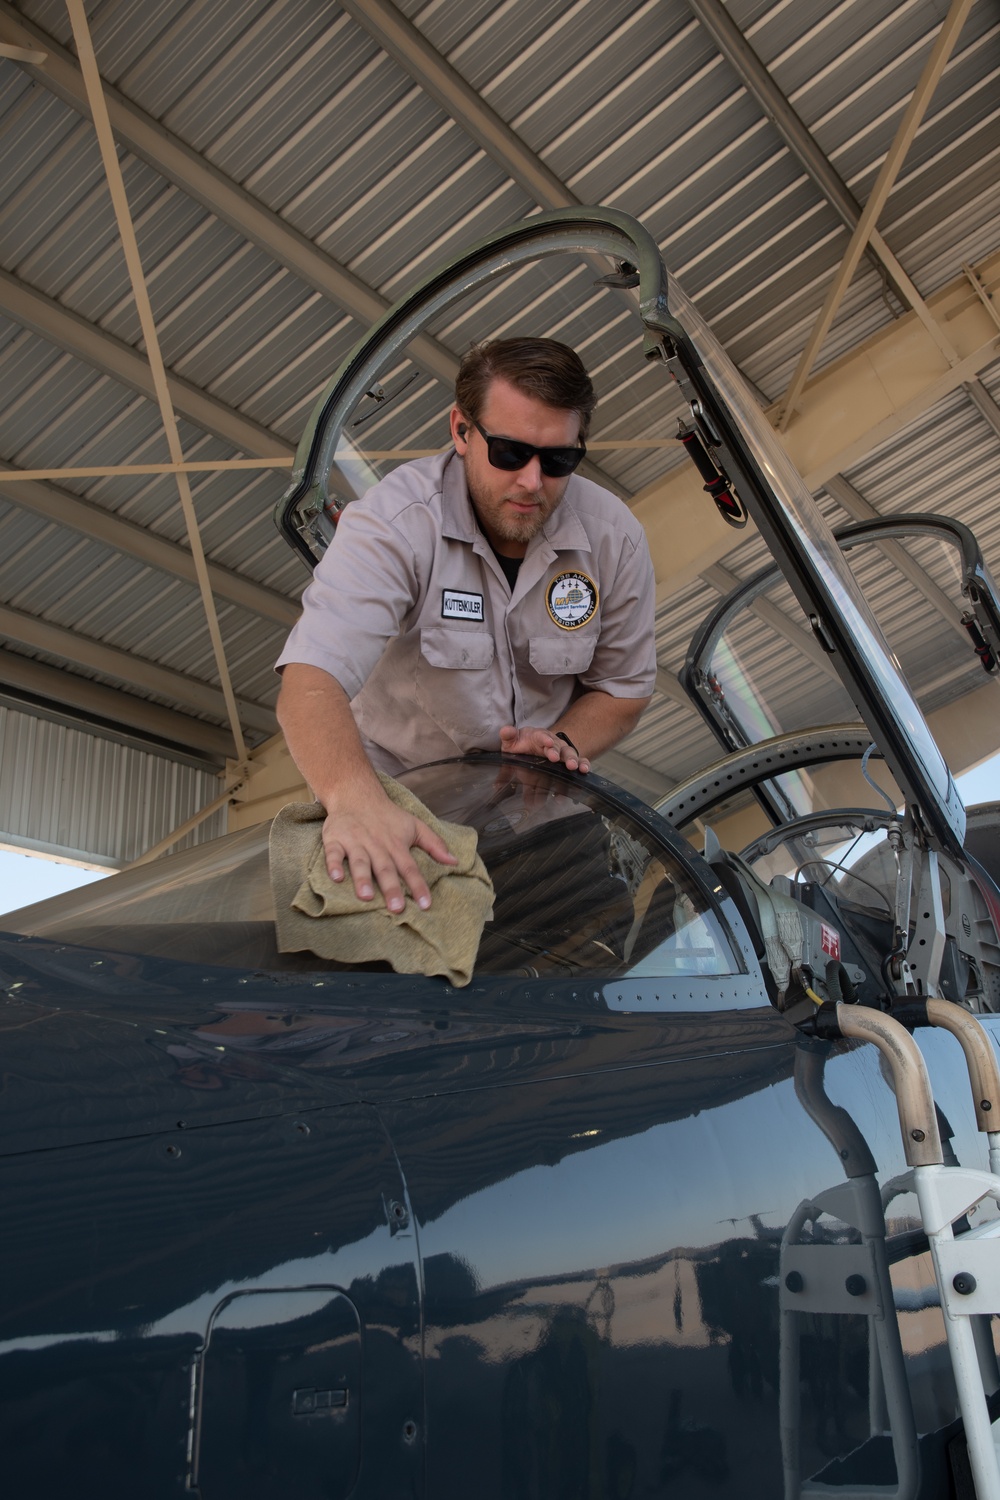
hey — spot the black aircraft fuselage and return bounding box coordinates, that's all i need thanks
[0,908,991,1500]
[3,206,999,1499]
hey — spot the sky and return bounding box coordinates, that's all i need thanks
[0,847,110,916]
[0,752,996,919]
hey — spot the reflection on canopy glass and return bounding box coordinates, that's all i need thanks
[402,760,737,978]
[5,760,738,982]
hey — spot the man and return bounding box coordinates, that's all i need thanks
[276,337,656,913]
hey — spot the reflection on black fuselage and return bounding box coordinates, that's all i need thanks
[0,741,992,1498]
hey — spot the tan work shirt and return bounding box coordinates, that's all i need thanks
[276,452,656,773]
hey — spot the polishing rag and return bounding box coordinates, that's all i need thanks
[269,774,494,987]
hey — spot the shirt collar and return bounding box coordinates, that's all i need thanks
[441,454,591,554]
[539,477,591,553]
[440,451,477,542]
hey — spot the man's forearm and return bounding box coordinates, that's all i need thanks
[276,663,381,809]
[553,691,651,760]
[276,663,455,907]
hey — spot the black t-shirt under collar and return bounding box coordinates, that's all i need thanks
[474,513,522,593]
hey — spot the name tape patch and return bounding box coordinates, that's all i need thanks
[442,588,484,621]
[546,570,599,630]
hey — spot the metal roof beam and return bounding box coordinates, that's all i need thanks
[0,601,276,734]
[126,780,241,866]
[654,665,694,710]
[269,1,629,498]
[633,251,1000,600]
[822,474,977,650]
[965,377,1000,442]
[0,463,297,627]
[0,256,624,500]
[684,0,861,230]
[0,3,458,387]
[963,264,1000,334]
[0,267,292,460]
[335,0,651,495]
[68,0,251,761]
[0,648,235,760]
[684,0,922,314]
[338,0,576,211]
[0,12,631,498]
[701,561,841,681]
[777,0,973,429]
[593,747,673,798]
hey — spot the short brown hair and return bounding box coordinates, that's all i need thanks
[455,337,596,439]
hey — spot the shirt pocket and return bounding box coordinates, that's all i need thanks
[419,626,495,671]
[528,635,596,676]
[415,626,497,746]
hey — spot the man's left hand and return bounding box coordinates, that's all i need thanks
[499,724,590,773]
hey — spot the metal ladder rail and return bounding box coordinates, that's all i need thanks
[781,1042,920,1500]
[903,1002,1000,1452]
[918,1000,1000,1179]
[818,1003,1000,1500]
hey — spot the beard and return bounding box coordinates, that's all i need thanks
[466,473,564,548]
[487,504,547,544]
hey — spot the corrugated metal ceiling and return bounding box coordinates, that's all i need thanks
[0,700,226,864]
[0,0,996,832]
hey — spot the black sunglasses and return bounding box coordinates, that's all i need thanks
[472,419,586,478]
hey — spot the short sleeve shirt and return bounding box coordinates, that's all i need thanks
[275,452,656,774]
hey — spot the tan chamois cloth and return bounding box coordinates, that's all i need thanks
[269,774,494,987]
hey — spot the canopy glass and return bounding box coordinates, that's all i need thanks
[4,759,739,982]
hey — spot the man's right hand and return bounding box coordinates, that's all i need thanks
[322,782,457,913]
[276,664,457,911]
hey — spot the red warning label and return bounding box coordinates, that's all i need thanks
[820,922,841,960]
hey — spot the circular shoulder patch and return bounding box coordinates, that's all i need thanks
[545,570,599,630]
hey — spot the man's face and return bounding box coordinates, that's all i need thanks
[450,378,582,557]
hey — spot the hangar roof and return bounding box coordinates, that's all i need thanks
[0,0,997,848]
